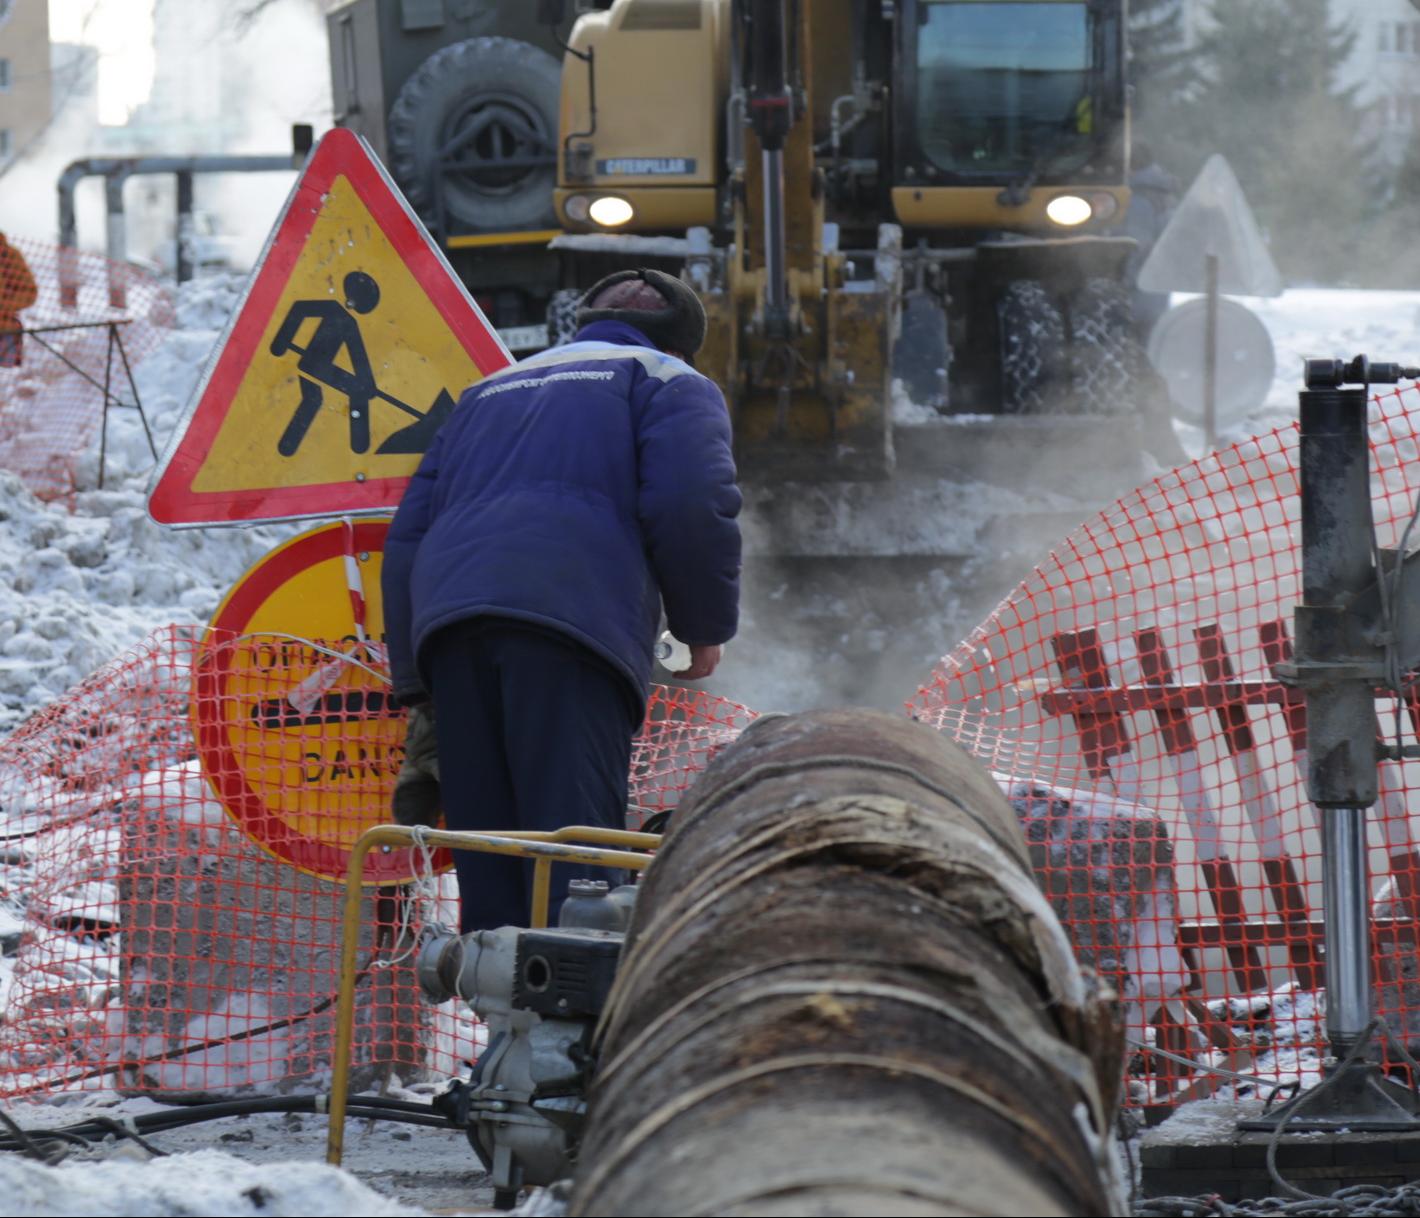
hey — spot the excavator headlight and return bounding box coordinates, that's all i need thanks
[588,196,635,227]
[1045,195,1093,227]
[563,194,592,223]
[1086,192,1120,221]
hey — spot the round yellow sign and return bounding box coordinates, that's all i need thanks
[193,518,448,883]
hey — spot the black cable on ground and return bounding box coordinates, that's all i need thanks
[0,1092,453,1162]
[1135,1018,1420,1216]
[1137,1184,1420,1217]
[77,1115,170,1159]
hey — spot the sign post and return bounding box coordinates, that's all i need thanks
[1138,154,1283,449]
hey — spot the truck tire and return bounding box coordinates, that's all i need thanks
[894,289,950,412]
[998,280,1067,413]
[1069,278,1145,414]
[547,288,581,347]
[387,37,560,233]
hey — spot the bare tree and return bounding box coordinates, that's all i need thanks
[231,0,340,37]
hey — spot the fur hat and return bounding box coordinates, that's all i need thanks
[576,268,707,358]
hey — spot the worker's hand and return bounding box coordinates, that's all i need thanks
[392,704,443,828]
[675,645,722,681]
[393,776,443,829]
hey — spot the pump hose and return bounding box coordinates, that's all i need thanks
[569,708,1127,1217]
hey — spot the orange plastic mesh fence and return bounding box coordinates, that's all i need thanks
[0,236,172,502]
[910,384,1420,1108]
[7,389,1419,1111]
[0,624,755,1099]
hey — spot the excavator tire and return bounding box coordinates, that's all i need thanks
[1069,278,1146,414]
[387,37,560,232]
[998,279,1068,413]
[546,288,582,347]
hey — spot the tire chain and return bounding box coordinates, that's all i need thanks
[998,280,1067,414]
[546,289,581,348]
[1070,278,1147,415]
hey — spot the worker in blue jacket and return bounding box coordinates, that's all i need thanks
[383,269,742,931]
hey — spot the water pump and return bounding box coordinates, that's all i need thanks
[415,880,637,1207]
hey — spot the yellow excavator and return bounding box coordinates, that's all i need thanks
[545,0,1145,482]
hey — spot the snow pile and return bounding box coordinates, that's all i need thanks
[0,1148,420,1217]
[1190,287,1420,450]
[0,275,290,733]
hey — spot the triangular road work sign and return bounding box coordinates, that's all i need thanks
[149,128,513,527]
[1138,154,1284,297]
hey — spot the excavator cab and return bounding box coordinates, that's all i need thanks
[891,1,1134,414]
[898,1,1124,204]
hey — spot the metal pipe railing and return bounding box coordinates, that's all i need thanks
[57,153,300,307]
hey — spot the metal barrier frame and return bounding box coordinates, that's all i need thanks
[325,824,659,1165]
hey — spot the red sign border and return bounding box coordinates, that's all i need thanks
[193,519,448,884]
[149,128,511,527]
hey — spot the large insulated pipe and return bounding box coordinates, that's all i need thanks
[570,709,1124,1218]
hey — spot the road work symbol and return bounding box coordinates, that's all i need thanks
[269,271,457,459]
[148,128,511,527]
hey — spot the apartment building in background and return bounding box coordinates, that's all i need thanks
[1174,0,1420,164]
[1333,0,1420,158]
[0,0,52,169]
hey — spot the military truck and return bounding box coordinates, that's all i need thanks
[326,0,612,348]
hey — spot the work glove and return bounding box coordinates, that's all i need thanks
[392,702,443,829]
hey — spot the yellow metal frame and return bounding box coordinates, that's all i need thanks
[443,228,563,250]
[325,823,658,1165]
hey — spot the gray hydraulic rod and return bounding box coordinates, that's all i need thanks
[742,0,793,335]
[762,146,788,323]
[1324,806,1372,1055]
[1246,355,1420,1131]
[57,154,296,305]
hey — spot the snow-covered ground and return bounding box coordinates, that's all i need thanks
[1198,289,1420,442]
[0,1088,493,1215]
[0,283,1415,1212]
[0,277,293,735]
[0,1144,423,1217]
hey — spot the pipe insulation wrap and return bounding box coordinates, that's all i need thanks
[570,709,1125,1217]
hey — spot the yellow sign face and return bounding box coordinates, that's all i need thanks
[149,129,510,527]
[192,172,481,494]
[194,520,447,883]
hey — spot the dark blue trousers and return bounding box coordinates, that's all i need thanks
[426,619,639,932]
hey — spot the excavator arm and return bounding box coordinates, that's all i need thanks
[710,0,898,479]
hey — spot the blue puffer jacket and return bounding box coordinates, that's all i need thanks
[383,320,742,709]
